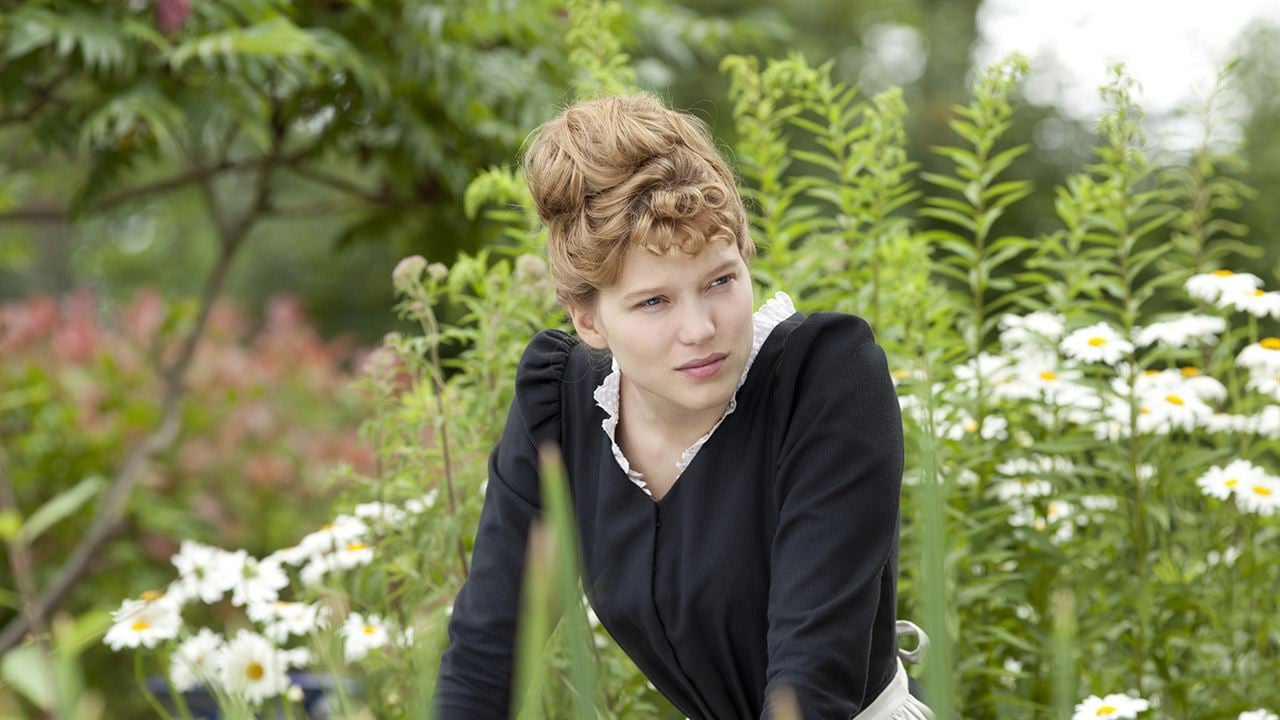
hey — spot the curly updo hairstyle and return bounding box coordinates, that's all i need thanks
[520,93,756,312]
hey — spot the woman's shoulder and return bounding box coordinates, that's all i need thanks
[766,310,894,411]
[777,311,883,375]
[514,328,605,443]
[517,328,579,384]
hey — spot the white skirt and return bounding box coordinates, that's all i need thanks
[852,656,936,720]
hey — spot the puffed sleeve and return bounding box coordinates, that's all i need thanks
[761,314,905,720]
[433,329,574,720]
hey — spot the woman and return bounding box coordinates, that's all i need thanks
[434,93,933,720]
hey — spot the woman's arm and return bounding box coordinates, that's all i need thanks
[762,314,905,720]
[433,330,569,719]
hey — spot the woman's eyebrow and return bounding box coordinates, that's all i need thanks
[622,260,739,302]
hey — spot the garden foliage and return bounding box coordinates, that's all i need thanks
[3,1,1278,719]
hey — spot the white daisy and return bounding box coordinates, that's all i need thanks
[1239,709,1278,720]
[163,578,194,607]
[1135,367,1226,404]
[299,554,337,587]
[1185,269,1262,303]
[1223,288,1280,318]
[1008,500,1075,543]
[396,625,416,648]
[224,551,290,608]
[1245,367,1280,400]
[1207,545,1242,568]
[286,684,305,703]
[994,477,1054,504]
[281,646,311,670]
[1071,693,1151,720]
[1196,459,1266,501]
[170,628,225,693]
[1000,310,1066,350]
[249,600,327,643]
[340,612,390,662]
[353,501,407,525]
[297,515,368,558]
[171,540,235,605]
[220,629,290,706]
[404,488,439,514]
[1061,322,1133,366]
[103,590,183,651]
[265,544,311,567]
[1202,411,1247,435]
[1252,405,1280,438]
[1133,314,1227,348]
[953,352,1015,398]
[1235,472,1280,516]
[997,455,1076,477]
[943,410,1009,441]
[1237,338,1280,376]
[332,539,375,571]
[1137,388,1213,433]
[997,354,1085,403]
[1078,495,1119,513]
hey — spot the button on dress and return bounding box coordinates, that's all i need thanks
[435,292,933,720]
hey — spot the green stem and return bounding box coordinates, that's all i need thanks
[134,652,177,720]
[322,638,355,717]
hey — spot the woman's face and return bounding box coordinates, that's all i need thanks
[569,236,755,431]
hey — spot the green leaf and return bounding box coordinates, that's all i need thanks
[15,476,106,545]
[918,206,977,234]
[790,149,840,174]
[919,171,970,197]
[2,645,56,711]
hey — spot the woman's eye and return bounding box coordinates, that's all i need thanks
[635,275,734,310]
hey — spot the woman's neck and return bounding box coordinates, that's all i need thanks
[618,373,727,450]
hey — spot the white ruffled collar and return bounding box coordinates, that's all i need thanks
[592,291,797,499]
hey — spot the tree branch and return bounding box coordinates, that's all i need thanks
[0,143,280,656]
[0,69,72,127]
[0,150,307,225]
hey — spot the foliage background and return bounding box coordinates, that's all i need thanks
[1,0,1278,718]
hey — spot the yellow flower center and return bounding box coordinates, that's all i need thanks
[1143,369,1159,376]
[1225,478,1238,488]
[1096,706,1117,716]
[131,620,150,631]
[139,590,164,602]
[1254,289,1265,297]
[346,542,368,552]
[246,661,264,681]
[964,420,979,432]
[363,624,377,635]
[321,523,334,530]
[1087,337,1107,346]
[1253,485,1273,497]
[893,368,909,379]
[1212,269,1234,277]
[1140,406,1150,415]
[1261,337,1280,350]
[1166,395,1184,406]
[1181,367,1200,377]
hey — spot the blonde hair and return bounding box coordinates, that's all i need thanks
[520,93,756,311]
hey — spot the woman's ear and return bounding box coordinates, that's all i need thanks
[568,302,609,351]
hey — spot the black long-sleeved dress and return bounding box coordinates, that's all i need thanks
[433,293,930,720]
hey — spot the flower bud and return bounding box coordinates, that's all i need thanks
[392,255,428,294]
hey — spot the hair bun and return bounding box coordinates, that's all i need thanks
[520,92,755,310]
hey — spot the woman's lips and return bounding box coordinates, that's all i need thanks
[678,356,726,380]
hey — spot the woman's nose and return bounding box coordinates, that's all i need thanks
[677,302,716,345]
